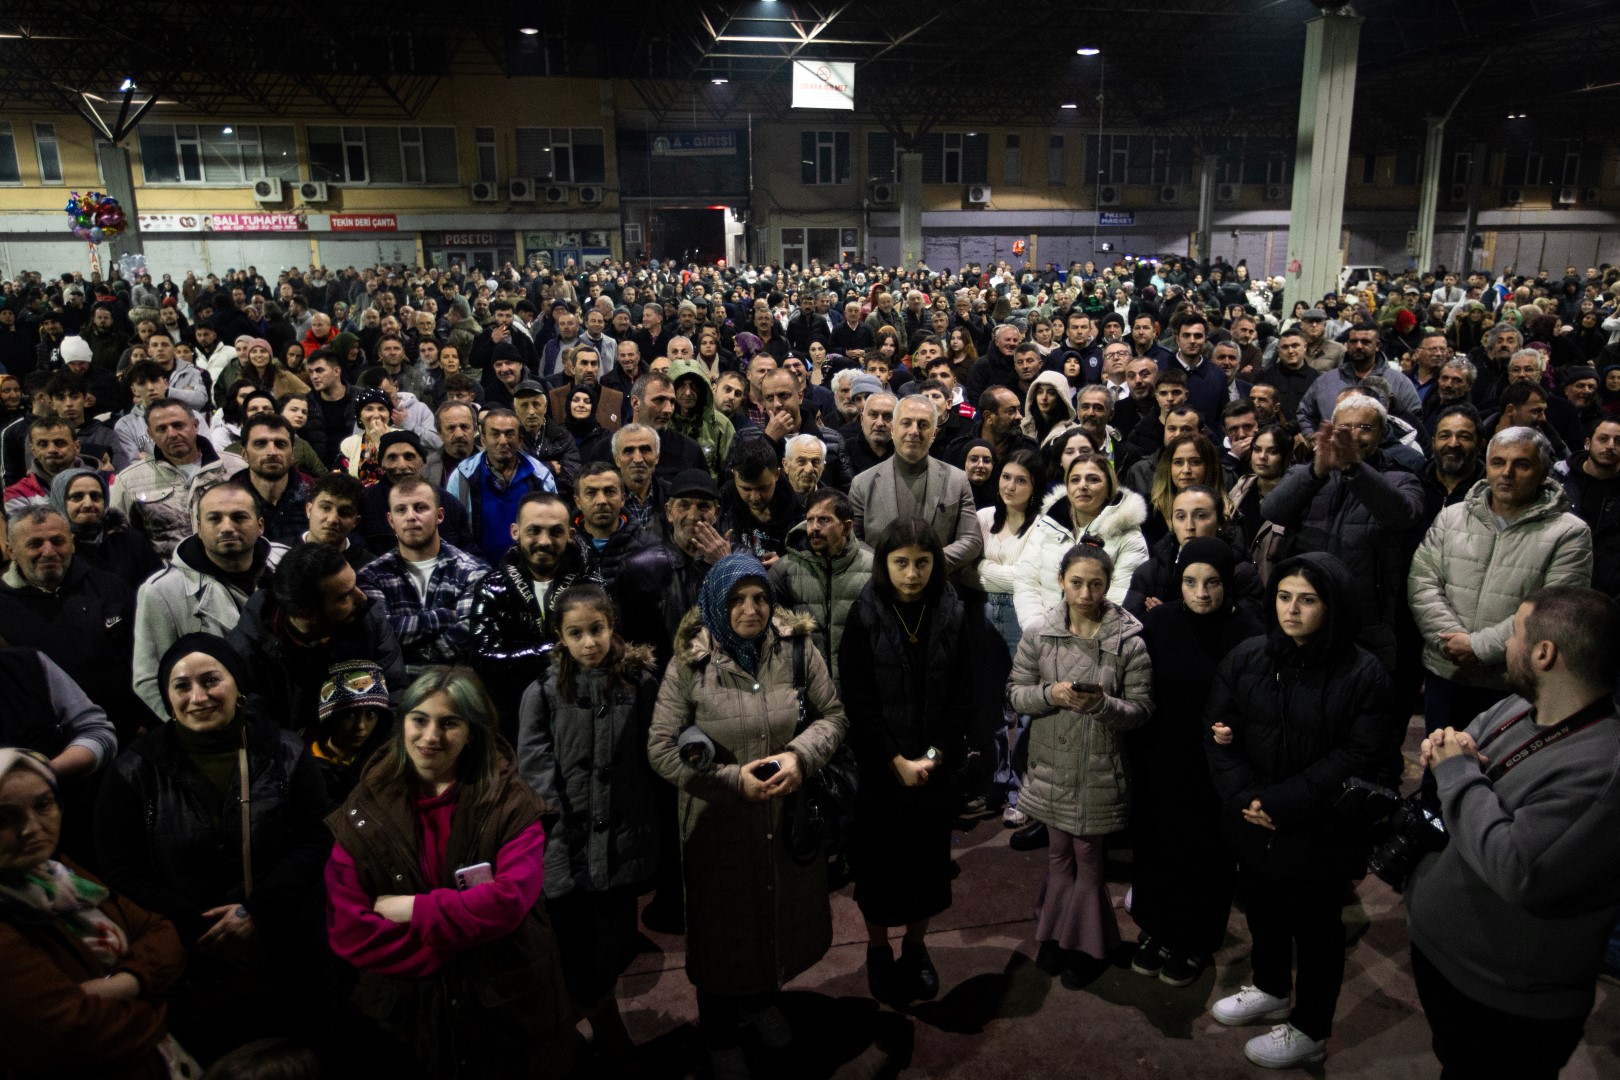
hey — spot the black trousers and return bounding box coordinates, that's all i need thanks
[1240,864,1345,1042]
[1411,945,1587,1080]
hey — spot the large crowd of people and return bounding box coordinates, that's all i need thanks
[0,250,1618,1079]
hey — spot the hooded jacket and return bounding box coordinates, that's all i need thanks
[668,358,736,477]
[1408,478,1592,686]
[517,644,662,898]
[1021,369,1077,445]
[767,522,874,684]
[1204,552,1393,881]
[1007,600,1153,836]
[1014,488,1150,622]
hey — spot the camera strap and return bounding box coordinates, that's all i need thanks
[1479,699,1613,783]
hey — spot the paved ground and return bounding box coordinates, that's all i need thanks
[610,722,1620,1078]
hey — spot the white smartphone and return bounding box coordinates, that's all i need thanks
[454,862,494,890]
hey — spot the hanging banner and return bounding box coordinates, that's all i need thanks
[1098,211,1136,227]
[136,212,308,233]
[791,60,855,111]
[328,214,398,231]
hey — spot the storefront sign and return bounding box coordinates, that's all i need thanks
[428,231,500,247]
[328,214,398,231]
[791,60,855,111]
[137,212,308,232]
[651,131,738,157]
[1098,211,1136,227]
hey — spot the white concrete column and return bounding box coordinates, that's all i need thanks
[95,143,144,263]
[1195,154,1217,262]
[899,151,923,268]
[1284,11,1363,307]
[1415,116,1445,274]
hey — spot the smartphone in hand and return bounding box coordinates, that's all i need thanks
[751,759,782,782]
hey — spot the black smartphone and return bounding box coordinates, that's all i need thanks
[751,759,782,782]
[1073,681,1104,696]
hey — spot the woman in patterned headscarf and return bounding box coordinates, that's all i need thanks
[648,553,848,1076]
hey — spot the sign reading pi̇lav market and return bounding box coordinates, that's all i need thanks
[791,60,855,110]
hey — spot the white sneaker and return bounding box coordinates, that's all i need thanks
[1244,1024,1327,1069]
[1212,984,1292,1026]
[1002,804,1028,827]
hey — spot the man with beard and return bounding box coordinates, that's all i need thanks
[1554,415,1620,598]
[1468,323,1522,413]
[239,415,313,544]
[469,299,537,383]
[1049,310,1104,383]
[3,417,100,516]
[1129,313,1173,364]
[600,338,644,398]
[1414,404,1485,530]
[571,461,656,591]
[732,368,851,491]
[582,373,709,480]
[445,408,558,563]
[358,478,489,678]
[1405,586,1620,1080]
[425,401,479,486]
[618,469,731,667]
[964,323,1022,403]
[360,430,473,552]
[512,380,581,495]
[1113,355,1159,439]
[1298,321,1421,435]
[132,482,286,714]
[950,385,1036,468]
[1410,422,1592,744]
[229,541,406,733]
[769,487,873,683]
[469,492,599,734]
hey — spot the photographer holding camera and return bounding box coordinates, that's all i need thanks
[1406,586,1620,1080]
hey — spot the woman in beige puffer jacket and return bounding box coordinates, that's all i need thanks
[1008,542,1152,987]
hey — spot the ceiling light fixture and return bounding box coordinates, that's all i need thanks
[1076,47,1100,56]
[712,77,729,84]
[222,125,233,134]
[1061,102,1078,109]
[519,26,539,35]
[118,78,135,92]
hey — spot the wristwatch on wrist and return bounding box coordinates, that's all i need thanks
[924,746,941,763]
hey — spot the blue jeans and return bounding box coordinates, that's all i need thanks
[985,592,1027,805]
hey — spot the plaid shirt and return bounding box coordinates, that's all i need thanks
[358,541,490,676]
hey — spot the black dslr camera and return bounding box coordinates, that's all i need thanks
[1336,778,1450,891]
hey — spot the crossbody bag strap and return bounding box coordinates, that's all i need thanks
[238,727,254,900]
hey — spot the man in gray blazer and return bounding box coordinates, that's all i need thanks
[849,395,983,576]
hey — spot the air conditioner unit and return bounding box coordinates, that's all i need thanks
[965,184,991,206]
[509,178,536,203]
[543,185,569,204]
[577,185,604,205]
[298,181,330,203]
[1503,186,1524,205]
[469,181,498,203]
[1584,187,1602,204]
[252,178,283,203]
[1557,186,1578,206]
[1446,183,1466,202]
[1216,182,1240,203]
[868,182,895,205]
[1264,183,1285,201]
[1158,185,1182,204]
[1095,185,1120,206]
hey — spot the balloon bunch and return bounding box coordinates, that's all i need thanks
[65,191,127,243]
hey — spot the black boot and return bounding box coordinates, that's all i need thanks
[1034,939,1064,976]
[866,945,901,1004]
[1009,821,1049,851]
[900,940,939,1002]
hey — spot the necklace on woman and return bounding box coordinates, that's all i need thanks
[893,603,927,643]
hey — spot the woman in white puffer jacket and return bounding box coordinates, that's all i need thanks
[1015,451,1149,624]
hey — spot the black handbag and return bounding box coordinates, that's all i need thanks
[784,635,860,865]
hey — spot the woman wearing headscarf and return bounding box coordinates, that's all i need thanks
[648,553,848,1078]
[1203,552,1390,1069]
[325,666,575,1079]
[93,633,332,1060]
[1128,538,1264,989]
[48,467,161,585]
[0,748,198,1080]
[839,519,975,1005]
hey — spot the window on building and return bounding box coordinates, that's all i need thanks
[307,126,456,185]
[1083,134,1129,185]
[918,132,986,185]
[515,127,605,184]
[1393,142,1421,186]
[781,226,842,266]
[1451,151,1472,186]
[34,123,62,184]
[942,132,964,185]
[140,124,298,185]
[308,126,367,183]
[800,131,851,185]
[475,127,498,183]
[867,131,897,183]
[0,123,18,184]
[1360,153,1376,185]
[1003,133,1022,186]
[1047,134,1066,186]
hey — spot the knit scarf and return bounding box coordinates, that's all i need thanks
[0,860,128,968]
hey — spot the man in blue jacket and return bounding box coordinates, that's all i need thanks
[444,407,557,562]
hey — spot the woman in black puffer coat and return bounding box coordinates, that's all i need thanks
[1202,551,1390,1070]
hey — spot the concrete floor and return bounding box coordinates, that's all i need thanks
[611,727,1620,1079]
